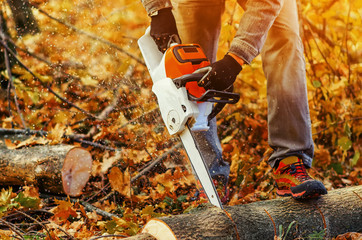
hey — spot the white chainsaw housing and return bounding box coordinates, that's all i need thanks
[152,78,199,135]
[138,27,223,209]
[138,27,211,135]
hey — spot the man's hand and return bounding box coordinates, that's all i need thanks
[197,54,243,91]
[150,8,181,53]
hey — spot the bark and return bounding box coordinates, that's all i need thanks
[6,0,39,36]
[0,140,92,196]
[137,185,362,240]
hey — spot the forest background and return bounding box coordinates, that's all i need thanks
[0,0,361,238]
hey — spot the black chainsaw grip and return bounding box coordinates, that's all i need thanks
[172,73,240,121]
[173,72,206,88]
[173,74,240,104]
[188,89,240,104]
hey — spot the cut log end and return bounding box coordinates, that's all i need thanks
[62,147,92,196]
[142,219,177,240]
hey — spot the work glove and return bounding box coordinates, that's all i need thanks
[197,54,242,91]
[150,8,181,53]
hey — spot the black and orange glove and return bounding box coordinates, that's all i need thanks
[198,54,243,91]
[150,8,181,53]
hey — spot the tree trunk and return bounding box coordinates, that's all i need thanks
[138,185,362,240]
[6,0,39,36]
[0,141,92,196]
[0,10,17,89]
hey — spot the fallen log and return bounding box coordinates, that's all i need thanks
[0,140,92,196]
[136,185,362,240]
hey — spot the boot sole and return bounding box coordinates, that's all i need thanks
[277,180,327,200]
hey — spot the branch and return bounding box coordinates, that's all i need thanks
[131,142,183,183]
[304,22,338,79]
[5,35,82,80]
[90,234,128,240]
[14,210,53,240]
[78,200,120,220]
[91,234,128,240]
[0,127,116,151]
[303,16,336,49]
[66,135,117,151]
[46,86,98,119]
[0,40,98,120]
[302,16,359,65]
[55,226,76,240]
[32,5,145,66]
[0,219,24,239]
[39,194,120,220]
[0,127,47,136]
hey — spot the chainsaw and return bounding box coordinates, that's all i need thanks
[138,27,240,208]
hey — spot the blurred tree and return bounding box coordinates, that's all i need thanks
[0,11,16,89]
[7,0,39,36]
[0,0,39,89]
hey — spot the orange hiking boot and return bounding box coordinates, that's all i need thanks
[273,156,327,199]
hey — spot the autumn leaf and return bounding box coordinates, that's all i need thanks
[337,136,352,151]
[4,139,17,150]
[0,188,18,216]
[47,123,66,144]
[1,117,13,129]
[100,151,122,175]
[52,198,78,223]
[14,192,40,209]
[108,167,131,197]
[14,135,49,149]
[0,188,13,208]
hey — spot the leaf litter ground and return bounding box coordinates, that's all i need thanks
[0,0,361,239]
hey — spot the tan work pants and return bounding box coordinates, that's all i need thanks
[172,0,314,171]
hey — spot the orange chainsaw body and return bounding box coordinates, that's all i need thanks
[165,44,210,98]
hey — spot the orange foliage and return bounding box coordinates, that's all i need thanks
[0,0,360,238]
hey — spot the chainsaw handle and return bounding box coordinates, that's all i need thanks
[173,74,240,104]
[188,89,240,104]
[173,72,206,88]
[173,66,211,88]
[172,69,240,121]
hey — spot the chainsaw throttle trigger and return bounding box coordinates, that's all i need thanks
[173,72,240,104]
[188,89,240,104]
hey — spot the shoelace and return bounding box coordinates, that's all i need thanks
[281,162,311,181]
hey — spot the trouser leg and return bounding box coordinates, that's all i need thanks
[171,0,229,178]
[261,0,314,168]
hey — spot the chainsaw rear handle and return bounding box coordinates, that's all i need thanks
[173,72,206,88]
[173,72,240,104]
[173,71,240,122]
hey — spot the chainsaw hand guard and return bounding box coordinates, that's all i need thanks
[173,72,240,121]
